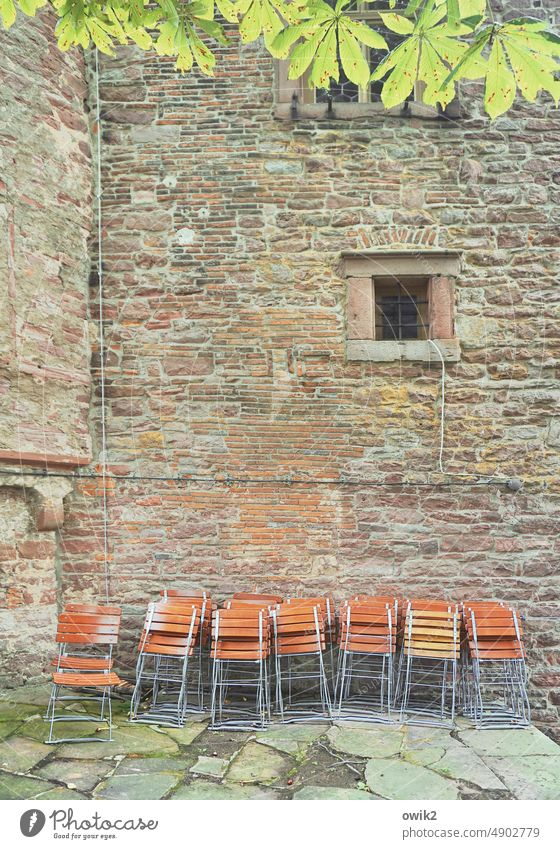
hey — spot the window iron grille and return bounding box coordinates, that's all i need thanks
[375,280,429,341]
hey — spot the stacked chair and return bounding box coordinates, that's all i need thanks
[272,599,332,721]
[210,605,271,729]
[462,601,530,728]
[397,599,460,727]
[130,600,202,726]
[286,595,336,672]
[335,595,397,721]
[159,587,214,701]
[45,603,124,743]
[232,592,283,605]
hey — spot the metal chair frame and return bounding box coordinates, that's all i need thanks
[273,603,332,723]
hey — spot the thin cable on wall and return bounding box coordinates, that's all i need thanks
[94,49,110,605]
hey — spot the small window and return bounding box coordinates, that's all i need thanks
[344,252,461,363]
[375,278,429,341]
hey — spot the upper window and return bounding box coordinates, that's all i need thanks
[275,2,459,120]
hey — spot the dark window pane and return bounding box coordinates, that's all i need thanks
[316,48,360,103]
[375,279,429,341]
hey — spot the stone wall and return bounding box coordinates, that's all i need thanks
[56,4,560,733]
[0,10,92,685]
[0,10,92,461]
[0,5,558,735]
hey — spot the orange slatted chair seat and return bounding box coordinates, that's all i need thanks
[52,671,123,687]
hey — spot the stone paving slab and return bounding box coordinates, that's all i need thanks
[0,687,559,800]
[114,757,190,776]
[256,724,325,755]
[226,741,290,785]
[57,725,179,759]
[366,757,460,800]
[293,785,374,800]
[328,723,404,758]
[0,685,52,707]
[171,780,280,800]
[0,773,56,800]
[483,755,560,800]
[458,727,560,758]
[94,773,180,800]
[0,736,51,773]
[35,758,114,791]
[190,756,228,777]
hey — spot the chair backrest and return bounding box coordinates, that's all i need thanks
[160,588,208,600]
[403,604,460,660]
[463,605,525,660]
[211,608,269,660]
[138,602,200,657]
[223,598,274,613]
[339,601,395,653]
[56,610,122,646]
[272,603,326,655]
[64,603,122,617]
[232,592,283,603]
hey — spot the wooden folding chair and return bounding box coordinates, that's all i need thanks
[398,600,460,727]
[463,602,530,728]
[335,597,397,721]
[45,606,124,743]
[272,602,332,722]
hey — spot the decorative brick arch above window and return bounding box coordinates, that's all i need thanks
[342,251,462,363]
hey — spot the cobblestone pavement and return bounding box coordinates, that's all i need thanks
[1,685,559,801]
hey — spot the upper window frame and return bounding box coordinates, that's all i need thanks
[275,5,461,122]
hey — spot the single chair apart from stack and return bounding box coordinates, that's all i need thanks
[210,606,271,729]
[335,595,397,722]
[272,600,332,721]
[462,601,530,728]
[45,603,124,744]
[397,599,460,727]
[130,600,202,726]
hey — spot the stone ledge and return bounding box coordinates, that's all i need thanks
[0,450,91,469]
[347,338,461,363]
[274,101,455,122]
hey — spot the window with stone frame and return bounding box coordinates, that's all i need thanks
[343,252,461,363]
[275,1,459,119]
